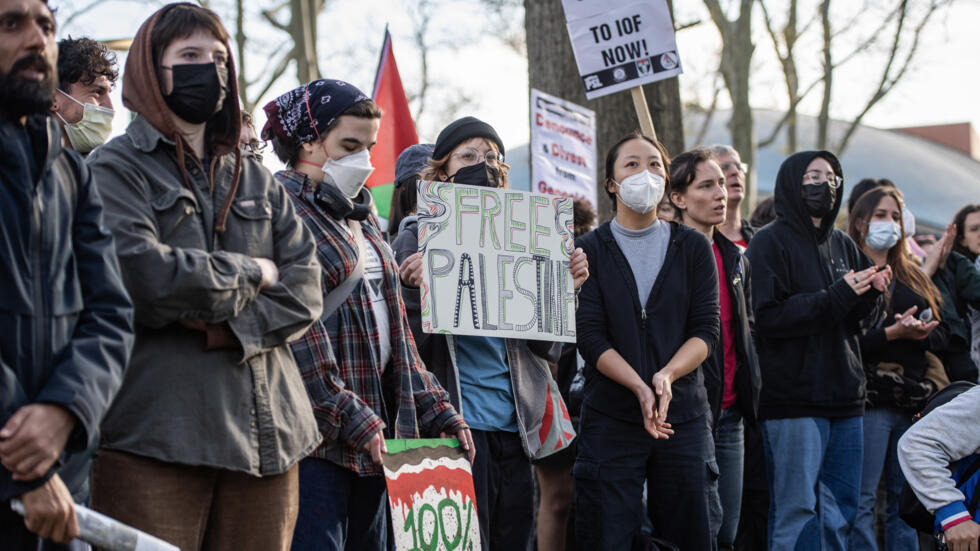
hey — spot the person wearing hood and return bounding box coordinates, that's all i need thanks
[0,0,133,546]
[574,133,721,550]
[388,142,434,242]
[86,4,324,549]
[745,151,890,549]
[261,80,470,551]
[668,148,762,551]
[395,116,589,550]
[50,37,117,155]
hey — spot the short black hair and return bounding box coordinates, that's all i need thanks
[603,131,671,211]
[57,37,118,90]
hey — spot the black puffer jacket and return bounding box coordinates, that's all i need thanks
[746,150,882,420]
[0,115,133,501]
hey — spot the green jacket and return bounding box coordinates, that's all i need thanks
[88,115,323,475]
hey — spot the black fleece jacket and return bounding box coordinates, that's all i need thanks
[746,150,882,420]
[576,221,720,425]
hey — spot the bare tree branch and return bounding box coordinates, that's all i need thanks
[834,0,950,153]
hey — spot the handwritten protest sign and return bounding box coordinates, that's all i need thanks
[383,439,482,551]
[562,0,682,100]
[417,181,576,343]
[530,89,598,211]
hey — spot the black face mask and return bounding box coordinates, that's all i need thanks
[164,62,228,124]
[802,181,836,219]
[450,162,501,188]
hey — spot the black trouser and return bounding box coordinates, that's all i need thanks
[573,409,721,551]
[470,429,533,550]
[735,420,769,551]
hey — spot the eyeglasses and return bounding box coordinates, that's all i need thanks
[243,139,266,161]
[452,148,503,167]
[720,161,748,174]
[803,170,842,188]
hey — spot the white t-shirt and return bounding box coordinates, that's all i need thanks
[363,240,392,368]
[338,219,392,369]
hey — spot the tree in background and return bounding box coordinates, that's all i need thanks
[524,0,685,223]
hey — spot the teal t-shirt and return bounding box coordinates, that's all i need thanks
[456,335,518,432]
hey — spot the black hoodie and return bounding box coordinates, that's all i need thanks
[746,151,882,420]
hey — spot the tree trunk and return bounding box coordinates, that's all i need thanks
[525,0,685,224]
[290,0,321,83]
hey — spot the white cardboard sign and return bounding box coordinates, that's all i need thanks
[562,0,683,100]
[417,181,576,343]
[530,88,598,212]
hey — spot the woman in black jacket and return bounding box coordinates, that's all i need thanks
[847,186,946,551]
[574,132,721,550]
[668,148,761,551]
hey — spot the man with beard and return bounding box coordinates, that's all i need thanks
[0,0,134,548]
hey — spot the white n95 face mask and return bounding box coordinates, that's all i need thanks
[322,149,375,198]
[55,89,114,154]
[615,171,665,214]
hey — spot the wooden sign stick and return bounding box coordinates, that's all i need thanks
[630,86,658,141]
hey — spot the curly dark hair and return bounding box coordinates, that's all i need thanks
[57,37,118,91]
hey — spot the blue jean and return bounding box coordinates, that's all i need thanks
[716,407,745,550]
[849,407,917,551]
[761,416,863,551]
[290,457,388,551]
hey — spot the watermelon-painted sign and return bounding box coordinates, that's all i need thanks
[416,181,576,343]
[383,439,482,551]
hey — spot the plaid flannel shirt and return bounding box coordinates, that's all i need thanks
[278,169,466,475]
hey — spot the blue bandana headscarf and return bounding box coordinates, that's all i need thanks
[260,79,370,145]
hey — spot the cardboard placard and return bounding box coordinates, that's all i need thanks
[417,181,576,343]
[383,439,482,551]
[562,0,683,99]
[530,88,598,211]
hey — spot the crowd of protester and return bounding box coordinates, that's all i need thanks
[3,1,980,550]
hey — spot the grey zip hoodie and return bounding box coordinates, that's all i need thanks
[898,386,980,530]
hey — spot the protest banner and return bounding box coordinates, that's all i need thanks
[561,0,682,101]
[416,181,576,343]
[383,439,481,551]
[530,89,598,211]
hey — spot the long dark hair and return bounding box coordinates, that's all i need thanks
[847,187,942,318]
[603,131,670,211]
[952,204,980,261]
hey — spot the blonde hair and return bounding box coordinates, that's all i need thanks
[421,138,510,187]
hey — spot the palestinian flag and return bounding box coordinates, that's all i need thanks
[382,439,482,551]
[366,27,419,225]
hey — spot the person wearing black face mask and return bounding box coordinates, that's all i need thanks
[394,117,590,551]
[745,151,892,549]
[86,4,325,549]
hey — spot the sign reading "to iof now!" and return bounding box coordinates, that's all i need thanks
[562,0,683,100]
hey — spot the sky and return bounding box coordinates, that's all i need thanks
[55,0,980,168]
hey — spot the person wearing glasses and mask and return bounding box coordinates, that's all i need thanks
[396,116,589,550]
[711,145,754,250]
[745,151,890,549]
[50,36,117,155]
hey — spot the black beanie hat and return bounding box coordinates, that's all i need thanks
[432,116,505,160]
